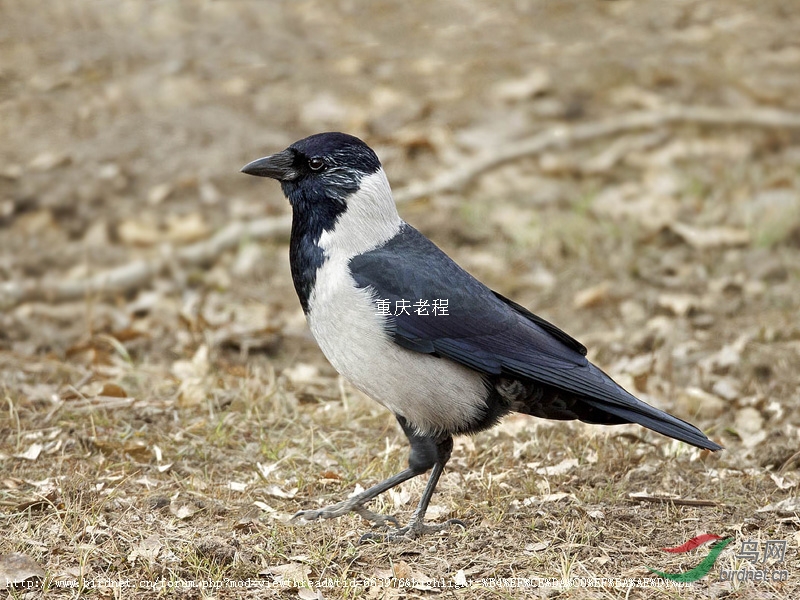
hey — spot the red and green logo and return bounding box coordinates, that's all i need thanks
[648,534,734,582]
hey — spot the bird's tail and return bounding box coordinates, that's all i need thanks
[579,364,722,451]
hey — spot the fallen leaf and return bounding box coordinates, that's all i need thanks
[117,218,160,246]
[658,293,702,317]
[147,183,173,205]
[0,553,46,587]
[533,458,579,476]
[14,443,42,461]
[298,587,323,600]
[493,69,551,101]
[170,499,202,520]
[253,501,275,513]
[260,563,311,587]
[677,387,726,419]
[757,497,800,515]
[770,474,798,490]
[165,212,210,243]
[668,222,750,249]
[263,485,298,499]
[100,383,127,398]
[573,282,611,310]
[525,541,550,552]
[127,536,162,564]
[29,151,70,171]
[523,492,578,506]
[735,407,766,448]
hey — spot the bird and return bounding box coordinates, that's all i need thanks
[241,132,722,540]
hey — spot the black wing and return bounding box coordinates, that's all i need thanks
[348,224,721,451]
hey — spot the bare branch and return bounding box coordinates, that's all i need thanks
[4,104,800,308]
[0,215,291,307]
[394,104,800,202]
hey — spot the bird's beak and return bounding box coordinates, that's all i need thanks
[240,149,298,181]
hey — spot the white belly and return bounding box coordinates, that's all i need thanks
[306,258,488,435]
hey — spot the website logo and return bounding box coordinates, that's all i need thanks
[647,534,733,583]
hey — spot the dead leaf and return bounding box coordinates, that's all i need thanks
[14,489,61,512]
[388,487,412,507]
[127,536,162,564]
[170,499,202,520]
[523,492,579,506]
[770,474,798,490]
[29,151,70,171]
[14,443,42,461]
[658,293,702,317]
[263,484,298,499]
[0,553,46,587]
[117,217,161,246]
[525,541,550,552]
[756,497,800,515]
[668,221,750,249]
[172,345,210,407]
[454,570,468,586]
[677,387,726,419]
[735,407,766,448]
[165,212,210,243]
[493,69,551,102]
[260,563,311,587]
[298,587,323,600]
[256,461,282,480]
[147,182,173,205]
[100,383,127,398]
[123,441,149,461]
[573,282,611,309]
[533,458,579,476]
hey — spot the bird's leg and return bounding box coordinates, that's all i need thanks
[291,468,418,527]
[291,416,436,528]
[361,425,465,542]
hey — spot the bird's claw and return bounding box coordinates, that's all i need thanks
[291,502,400,528]
[353,506,401,528]
[359,517,467,543]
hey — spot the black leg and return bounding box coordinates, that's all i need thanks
[359,419,466,541]
[291,415,439,529]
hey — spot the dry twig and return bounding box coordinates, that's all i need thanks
[0,215,291,307]
[628,493,719,507]
[4,104,800,308]
[394,104,800,202]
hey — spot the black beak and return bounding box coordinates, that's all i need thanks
[240,149,298,181]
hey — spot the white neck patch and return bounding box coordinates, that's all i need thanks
[317,168,403,261]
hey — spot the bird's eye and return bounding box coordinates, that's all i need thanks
[308,157,325,171]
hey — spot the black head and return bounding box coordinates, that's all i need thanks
[242,133,389,314]
[241,132,382,208]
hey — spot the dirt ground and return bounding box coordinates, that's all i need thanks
[2,1,800,598]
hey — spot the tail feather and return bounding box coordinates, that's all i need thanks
[582,398,722,451]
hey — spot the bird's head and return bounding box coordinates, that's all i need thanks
[242,132,383,207]
[242,132,401,254]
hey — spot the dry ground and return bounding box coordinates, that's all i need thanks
[2,1,800,598]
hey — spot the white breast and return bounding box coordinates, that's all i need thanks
[304,168,488,435]
[307,257,488,435]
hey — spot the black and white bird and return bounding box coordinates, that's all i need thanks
[241,132,722,539]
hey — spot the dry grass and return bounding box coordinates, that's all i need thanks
[1,347,798,598]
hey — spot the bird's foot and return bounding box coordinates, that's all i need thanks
[359,518,467,543]
[291,500,400,529]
